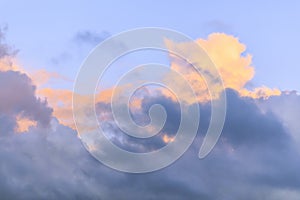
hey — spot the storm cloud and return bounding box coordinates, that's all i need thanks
[0,35,300,199]
[87,89,300,199]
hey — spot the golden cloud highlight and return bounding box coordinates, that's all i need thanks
[0,57,23,72]
[240,87,281,99]
[165,33,281,101]
[197,33,254,90]
[15,115,37,133]
[162,134,175,143]
[37,86,131,130]
[37,88,74,129]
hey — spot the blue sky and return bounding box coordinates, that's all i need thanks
[1,0,300,91]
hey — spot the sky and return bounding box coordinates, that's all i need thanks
[2,0,300,91]
[0,0,300,199]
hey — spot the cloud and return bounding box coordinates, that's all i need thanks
[0,69,107,198]
[240,86,281,99]
[0,120,105,199]
[0,60,69,131]
[36,86,130,129]
[30,69,72,86]
[69,90,300,199]
[0,70,53,130]
[0,29,72,129]
[37,88,74,128]
[73,30,110,46]
[15,114,37,132]
[94,92,181,153]
[0,26,20,72]
[0,29,299,199]
[257,91,300,146]
[45,32,283,130]
[165,33,281,102]
[0,26,18,60]
[197,33,254,90]
[1,63,300,199]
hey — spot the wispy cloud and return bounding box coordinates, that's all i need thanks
[73,30,110,46]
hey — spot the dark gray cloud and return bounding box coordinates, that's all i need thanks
[89,89,300,199]
[257,91,300,143]
[1,70,300,199]
[221,90,289,148]
[96,94,181,153]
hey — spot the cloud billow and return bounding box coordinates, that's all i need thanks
[0,75,300,199]
[0,29,299,199]
[87,88,300,199]
[0,70,53,129]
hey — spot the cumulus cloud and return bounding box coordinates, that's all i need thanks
[0,69,106,199]
[91,89,300,199]
[42,33,283,130]
[0,70,53,131]
[257,91,300,146]
[0,29,72,129]
[2,72,300,199]
[197,33,254,90]
[0,29,299,199]
[165,33,281,102]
